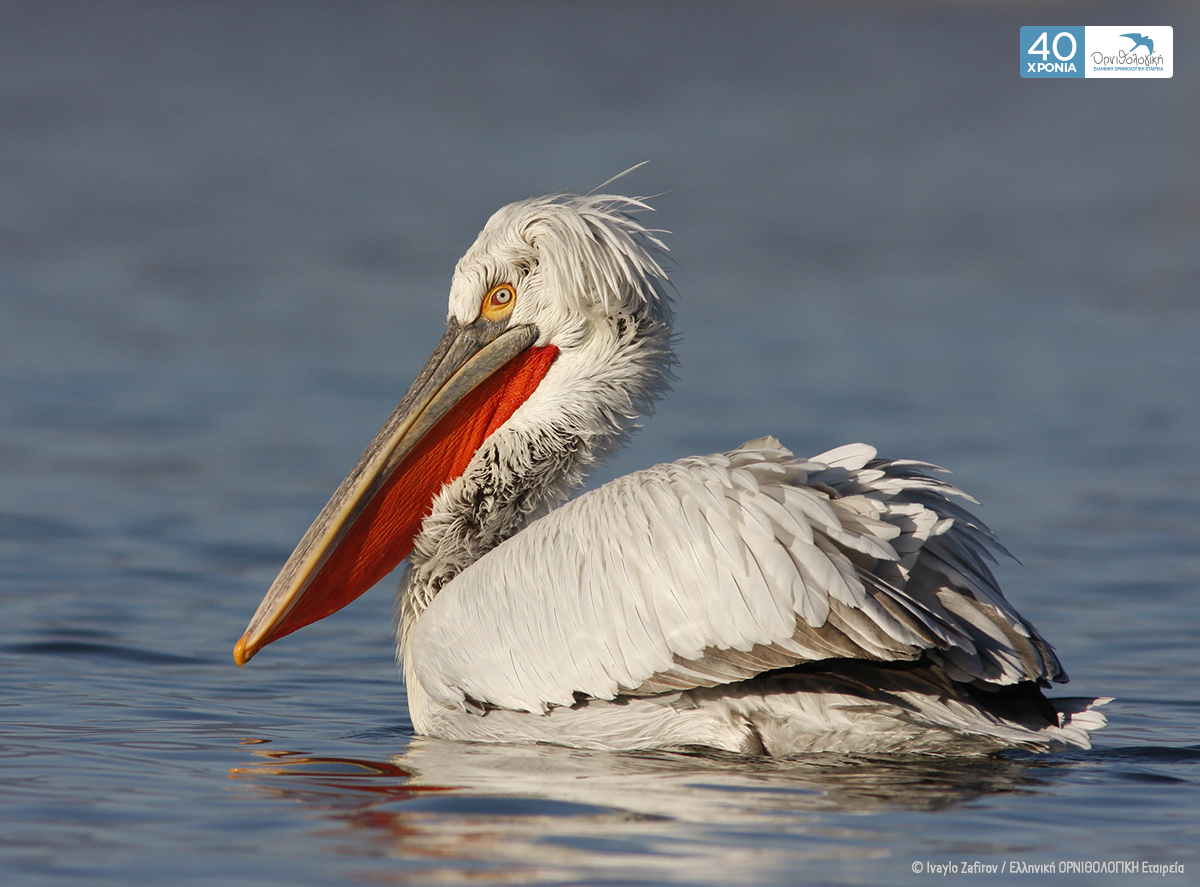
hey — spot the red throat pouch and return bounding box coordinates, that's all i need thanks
[268,344,559,643]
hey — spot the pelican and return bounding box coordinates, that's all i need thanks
[235,192,1107,755]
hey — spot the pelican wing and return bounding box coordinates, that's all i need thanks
[409,439,1064,714]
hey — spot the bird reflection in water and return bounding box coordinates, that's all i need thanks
[228,736,1062,879]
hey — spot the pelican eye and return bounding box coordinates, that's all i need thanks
[481,283,517,322]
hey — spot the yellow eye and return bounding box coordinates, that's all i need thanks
[481,283,517,322]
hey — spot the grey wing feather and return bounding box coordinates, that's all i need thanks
[410,437,1064,714]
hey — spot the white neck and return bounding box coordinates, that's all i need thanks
[396,309,673,649]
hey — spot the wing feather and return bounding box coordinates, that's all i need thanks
[410,439,1065,713]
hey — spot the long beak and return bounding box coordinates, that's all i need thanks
[234,318,557,666]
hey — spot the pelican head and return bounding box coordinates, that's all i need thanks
[235,193,675,664]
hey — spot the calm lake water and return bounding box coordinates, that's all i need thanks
[2,2,1199,884]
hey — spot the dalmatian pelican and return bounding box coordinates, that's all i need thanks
[234,192,1107,754]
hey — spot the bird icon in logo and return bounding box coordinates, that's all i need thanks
[1121,33,1154,53]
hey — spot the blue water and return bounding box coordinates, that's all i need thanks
[2,2,1199,884]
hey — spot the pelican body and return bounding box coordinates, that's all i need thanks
[236,193,1107,755]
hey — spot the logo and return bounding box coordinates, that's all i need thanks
[1021,27,1173,78]
[1121,33,1153,54]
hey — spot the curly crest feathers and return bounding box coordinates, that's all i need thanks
[447,193,673,329]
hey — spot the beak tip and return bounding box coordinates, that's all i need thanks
[234,635,253,667]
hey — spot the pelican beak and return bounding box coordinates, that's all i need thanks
[234,318,557,666]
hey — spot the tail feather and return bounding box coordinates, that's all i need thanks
[1047,696,1112,750]
[705,662,1110,754]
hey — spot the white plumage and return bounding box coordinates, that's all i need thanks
[238,192,1108,755]
[414,440,1014,709]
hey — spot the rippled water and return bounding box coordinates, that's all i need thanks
[3,2,1199,884]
